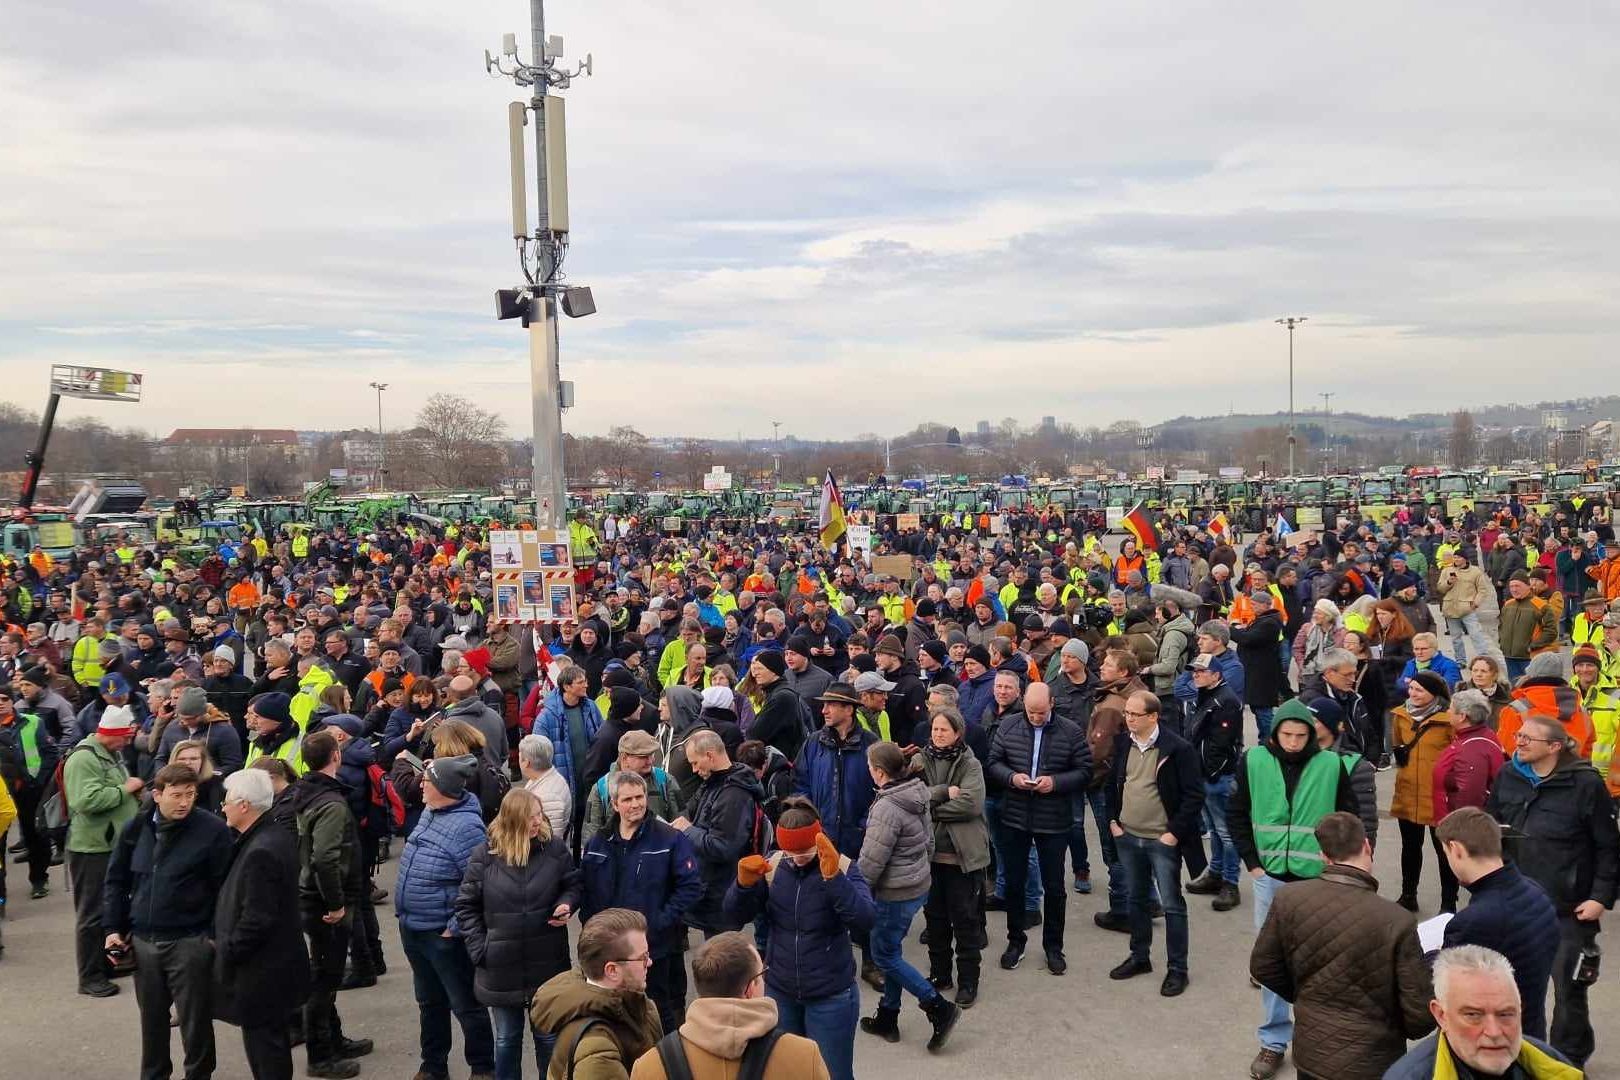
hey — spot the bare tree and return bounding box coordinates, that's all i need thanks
[401,393,509,488]
[1450,410,1478,469]
[600,426,651,487]
[674,439,711,489]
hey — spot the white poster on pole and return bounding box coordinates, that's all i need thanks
[846,524,873,557]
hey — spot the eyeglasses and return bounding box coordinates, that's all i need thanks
[609,953,653,967]
[1123,709,1152,718]
[751,965,769,983]
[1513,733,1560,745]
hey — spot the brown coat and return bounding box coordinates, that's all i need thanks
[1250,865,1434,1080]
[1087,676,1146,792]
[533,968,663,1080]
[1389,707,1455,826]
[630,996,828,1080]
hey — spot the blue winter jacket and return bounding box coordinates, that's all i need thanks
[1396,652,1463,696]
[580,816,703,960]
[723,855,876,1002]
[1441,863,1560,1040]
[957,670,997,730]
[533,689,604,791]
[792,726,878,857]
[395,792,487,933]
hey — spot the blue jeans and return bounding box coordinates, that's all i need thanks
[872,895,936,1010]
[1203,775,1239,884]
[1445,613,1492,665]
[489,1003,556,1080]
[1253,707,1275,741]
[1278,639,1294,696]
[399,928,495,1076]
[769,982,859,1080]
[1069,786,1125,913]
[1252,873,1293,1051]
[985,796,1041,909]
[1117,832,1189,974]
[1505,657,1530,682]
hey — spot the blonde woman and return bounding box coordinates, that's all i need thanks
[455,788,579,1079]
[168,738,223,814]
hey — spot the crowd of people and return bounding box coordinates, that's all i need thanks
[0,494,1616,1078]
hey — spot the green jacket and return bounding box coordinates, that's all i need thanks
[920,746,991,873]
[63,735,138,854]
[1497,596,1557,660]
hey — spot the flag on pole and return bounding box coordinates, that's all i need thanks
[1275,515,1295,539]
[1122,502,1161,551]
[1207,511,1229,541]
[818,470,847,548]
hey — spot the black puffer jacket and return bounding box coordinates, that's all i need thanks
[683,762,766,931]
[454,835,581,1006]
[1488,752,1620,914]
[1187,680,1244,780]
[986,713,1092,834]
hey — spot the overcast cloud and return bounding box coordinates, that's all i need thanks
[2,1,1617,440]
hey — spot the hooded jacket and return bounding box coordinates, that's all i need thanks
[657,685,706,804]
[792,724,878,857]
[683,762,766,931]
[1390,705,1455,826]
[535,688,605,792]
[1497,677,1596,759]
[857,776,933,901]
[628,996,830,1080]
[157,704,245,776]
[530,968,663,1080]
[291,770,363,912]
[396,790,487,933]
[1229,734,1360,883]
[446,693,510,768]
[62,734,140,854]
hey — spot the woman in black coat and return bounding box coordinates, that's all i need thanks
[213,771,312,1076]
[454,787,580,1080]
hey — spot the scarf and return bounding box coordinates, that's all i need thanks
[1408,697,1444,723]
[923,739,966,763]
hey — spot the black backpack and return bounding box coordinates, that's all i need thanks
[654,1027,783,1080]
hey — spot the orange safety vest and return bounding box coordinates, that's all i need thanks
[1497,681,1595,759]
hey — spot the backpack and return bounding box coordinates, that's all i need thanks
[748,795,775,858]
[35,743,92,848]
[654,1027,783,1080]
[364,761,407,835]
[0,724,24,787]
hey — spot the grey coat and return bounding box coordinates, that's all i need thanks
[857,776,934,901]
[919,746,991,873]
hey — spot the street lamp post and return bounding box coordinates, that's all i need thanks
[1275,316,1307,475]
[369,381,388,490]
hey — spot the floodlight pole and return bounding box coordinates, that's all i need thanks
[1276,316,1307,476]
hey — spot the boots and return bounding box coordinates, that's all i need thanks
[923,995,961,1052]
[861,955,886,992]
[955,959,980,1008]
[1212,882,1241,911]
[1185,871,1222,895]
[859,1005,901,1043]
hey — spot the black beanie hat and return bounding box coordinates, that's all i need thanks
[754,650,787,677]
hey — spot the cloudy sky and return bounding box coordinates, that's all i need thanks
[3,1,1617,442]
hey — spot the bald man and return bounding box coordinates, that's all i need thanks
[985,679,1094,974]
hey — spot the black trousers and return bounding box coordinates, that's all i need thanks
[240,1022,294,1080]
[646,951,688,1033]
[67,850,111,988]
[132,934,216,1080]
[923,862,986,984]
[999,827,1069,952]
[14,785,50,886]
[1550,915,1598,1067]
[1397,819,1458,910]
[302,912,351,1065]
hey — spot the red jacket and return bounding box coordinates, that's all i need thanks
[1431,723,1507,821]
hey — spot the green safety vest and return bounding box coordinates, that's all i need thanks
[245,734,305,775]
[1246,748,1341,878]
[5,711,45,778]
[857,708,891,742]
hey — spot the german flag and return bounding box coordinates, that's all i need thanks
[1122,502,1161,551]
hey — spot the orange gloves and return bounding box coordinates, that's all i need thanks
[737,854,770,887]
[815,832,841,880]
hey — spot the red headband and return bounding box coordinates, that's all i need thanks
[776,821,823,852]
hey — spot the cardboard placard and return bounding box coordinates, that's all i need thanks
[896,513,921,532]
[872,554,915,581]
